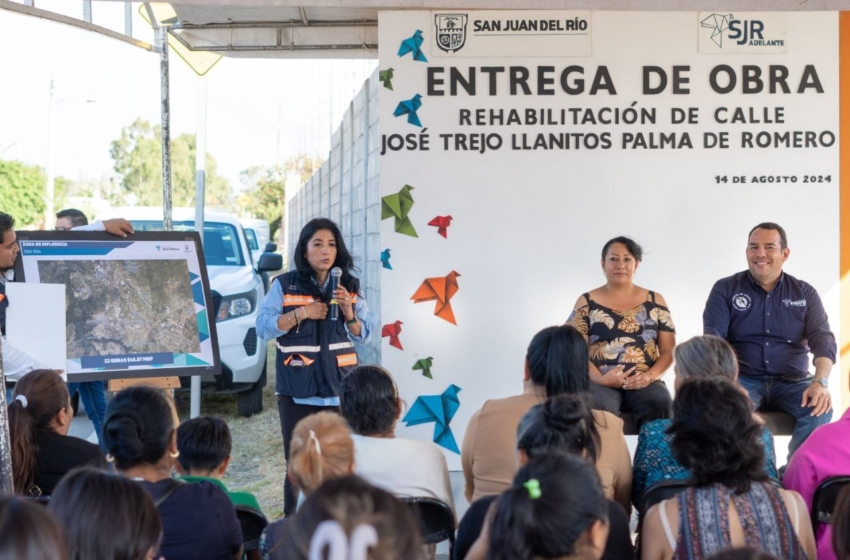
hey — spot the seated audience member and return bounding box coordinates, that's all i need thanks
[784,397,850,560]
[833,485,850,560]
[456,395,632,560]
[641,377,816,560]
[273,475,423,560]
[470,453,611,560]
[8,369,105,495]
[49,467,162,560]
[103,385,242,560]
[339,365,455,515]
[633,335,778,509]
[176,416,262,512]
[0,494,69,560]
[262,411,355,559]
[461,324,632,512]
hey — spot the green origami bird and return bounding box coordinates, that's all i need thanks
[412,356,434,379]
[381,185,418,237]
[379,68,394,90]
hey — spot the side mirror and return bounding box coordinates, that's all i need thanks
[257,252,282,273]
[264,242,277,253]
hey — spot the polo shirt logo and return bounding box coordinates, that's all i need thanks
[732,293,752,311]
[782,299,807,307]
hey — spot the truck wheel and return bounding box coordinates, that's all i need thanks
[237,364,266,418]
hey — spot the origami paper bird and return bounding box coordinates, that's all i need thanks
[393,94,423,127]
[428,215,453,238]
[381,185,418,237]
[411,271,461,325]
[412,356,434,379]
[381,248,393,270]
[700,13,733,47]
[403,384,462,453]
[398,30,428,62]
[381,320,404,350]
[379,68,394,90]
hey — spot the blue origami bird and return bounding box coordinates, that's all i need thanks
[393,94,423,127]
[381,248,392,270]
[398,30,428,62]
[403,384,462,454]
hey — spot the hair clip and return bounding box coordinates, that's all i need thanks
[523,478,542,499]
[14,395,28,408]
[309,429,323,456]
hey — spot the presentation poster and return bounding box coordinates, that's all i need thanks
[378,11,842,467]
[14,231,221,382]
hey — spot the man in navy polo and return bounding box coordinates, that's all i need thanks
[703,222,835,460]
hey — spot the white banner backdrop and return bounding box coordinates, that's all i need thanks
[378,11,840,469]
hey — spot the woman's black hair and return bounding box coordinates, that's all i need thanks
[292,218,359,296]
[667,377,767,494]
[706,549,781,560]
[271,475,422,560]
[0,494,69,560]
[526,325,590,397]
[8,369,71,494]
[601,236,643,262]
[833,484,850,560]
[517,394,600,462]
[339,365,398,436]
[49,467,162,560]
[486,453,608,560]
[102,386,175,471]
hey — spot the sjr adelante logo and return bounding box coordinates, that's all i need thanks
[699,13,786,53]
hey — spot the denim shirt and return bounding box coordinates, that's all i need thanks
[703,271,836,378]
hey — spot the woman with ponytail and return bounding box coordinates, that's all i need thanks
[262,411,355,560]
[487,453,610,560]
[7,369,104,495]
[457,395,633,560]
[103,385,242,560]
[461,324,631,512]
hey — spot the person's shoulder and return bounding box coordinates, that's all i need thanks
[639,418,671,439]
[711,270,749,290]
[592,408,624,432]
[47,432,102,457]
[781,272,820,294]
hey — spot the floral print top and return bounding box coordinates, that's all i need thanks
[568,291,676,375]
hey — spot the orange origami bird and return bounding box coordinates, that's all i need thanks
[428,215,453,238]
[382,320,404,350]
[411,271,461,325]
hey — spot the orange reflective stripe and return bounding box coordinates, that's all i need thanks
[284,354,316,366]
[349,295,358,304]
[283,295,316,307]
[0,294,5,302]
[336,353,358,367]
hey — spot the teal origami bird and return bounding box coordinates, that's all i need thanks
[398,30,428,62]
[403,384,462,453]
[381,248,392,270]
[393,94,423,127]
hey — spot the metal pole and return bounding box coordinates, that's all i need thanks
[44,79,55,230]
[0,334,12,493]
[158,26,172,232]
[191,75,207,419]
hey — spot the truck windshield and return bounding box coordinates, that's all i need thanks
[130,220,245,267]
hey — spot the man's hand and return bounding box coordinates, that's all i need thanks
[801,381,831,416]
[103,218,134,237]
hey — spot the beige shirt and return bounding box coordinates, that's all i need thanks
[460,384,633,513]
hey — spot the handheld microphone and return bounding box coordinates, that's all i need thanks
[330,267,342,320]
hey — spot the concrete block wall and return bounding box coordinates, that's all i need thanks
[286,70,382,366]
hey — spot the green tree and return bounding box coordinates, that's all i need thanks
[110,118,233,208]
[0,160,46,227]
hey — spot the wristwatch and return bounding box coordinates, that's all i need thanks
[814,377,828,388]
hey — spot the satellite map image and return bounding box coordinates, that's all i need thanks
[38,260,201,357]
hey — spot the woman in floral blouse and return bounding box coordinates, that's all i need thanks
[568,236,675,428]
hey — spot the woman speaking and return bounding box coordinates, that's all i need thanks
[256,218,376,516]
[568,236,675,428]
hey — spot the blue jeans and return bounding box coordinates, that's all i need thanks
[738,374,832,461]
[67,381,108,451]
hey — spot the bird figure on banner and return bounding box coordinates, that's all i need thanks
[397,30,428,62]
[412,271,461,325]
[381,320,404,350]
[393,94,423,127]
[403,384,462,453]
[381,248,393,270]
[379,68,394,90]
[381,185,418,237]
[412,356,434,379]
[428,215,453,238]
